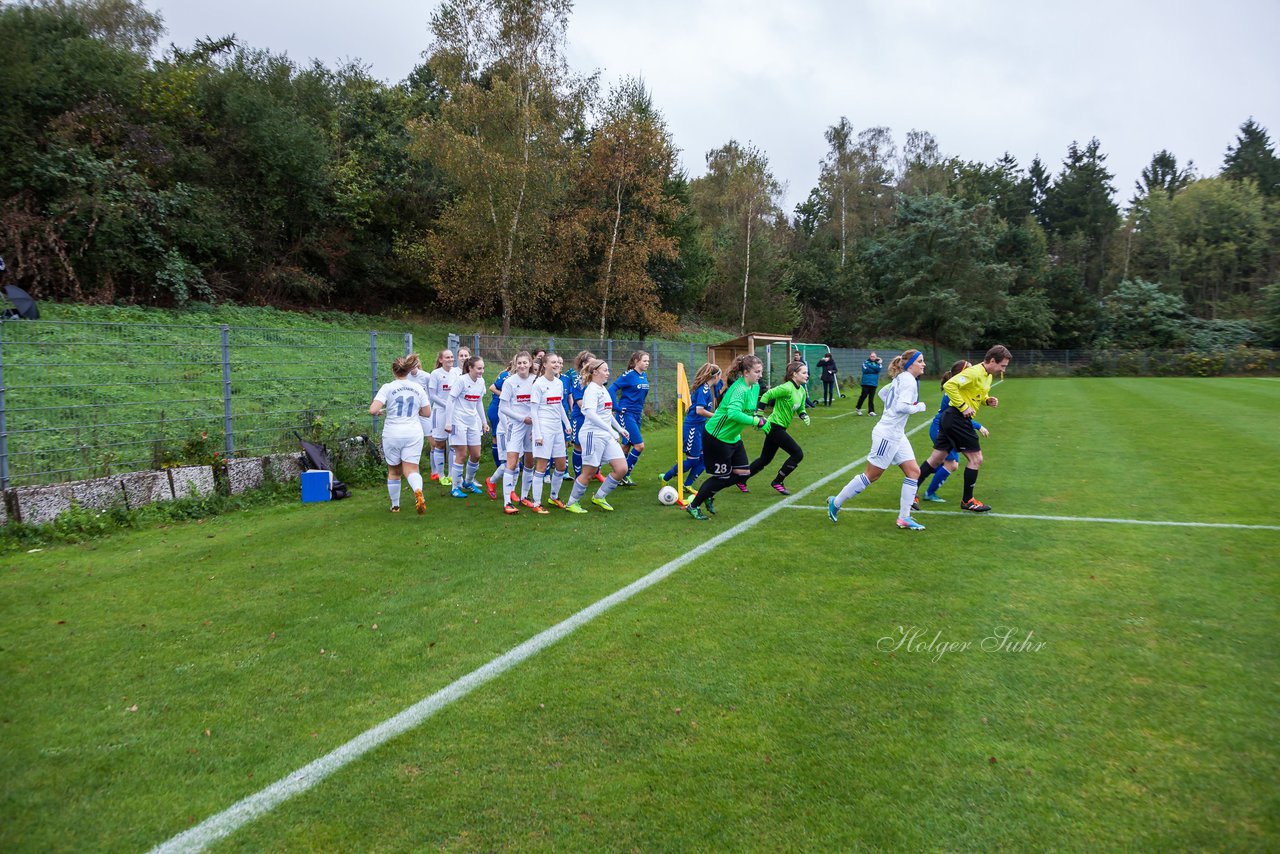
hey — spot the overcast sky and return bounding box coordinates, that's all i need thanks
[153,0,1280,212]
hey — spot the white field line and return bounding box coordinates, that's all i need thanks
[787,504,1280,532]
[149,422,930,853]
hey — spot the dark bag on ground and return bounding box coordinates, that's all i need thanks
[296,434,352,500]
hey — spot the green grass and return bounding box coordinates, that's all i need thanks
[1,377,1277,851]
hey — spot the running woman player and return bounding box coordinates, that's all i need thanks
[497,351,536,515]
[370,354,432,515]
[662,362,720,498]
[530,353,573,511]
[563,358,630,513]
[827,348,929,530]
[915,345,1010,513]
[426,349,456,485]
[920,360,988,503]
[444,355,490,498]
[747,359,811,496]
[686,354,765,521]
[608,350,650,485]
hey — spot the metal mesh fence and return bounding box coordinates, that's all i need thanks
[0,320,411,489]
[4,320,1272,490]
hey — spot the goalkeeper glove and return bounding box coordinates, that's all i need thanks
[800,412,811,426]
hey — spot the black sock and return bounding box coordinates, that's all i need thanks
[918,461,935,484]
[963,467,979,502]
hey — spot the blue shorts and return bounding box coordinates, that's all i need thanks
[570,412,585,447]
[929,419,959,464]
[620,411,643,446]
[682,421,704,459]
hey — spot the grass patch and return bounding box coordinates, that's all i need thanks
[1,377,1276,851]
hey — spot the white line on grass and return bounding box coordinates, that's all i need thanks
[786,504,1280,532]
[150,423,926,853]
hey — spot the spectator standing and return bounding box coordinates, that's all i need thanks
[856,352,882,416]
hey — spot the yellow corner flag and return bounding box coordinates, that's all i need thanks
[675,362,691,505]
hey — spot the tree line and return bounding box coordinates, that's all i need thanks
[2,0,1278,349]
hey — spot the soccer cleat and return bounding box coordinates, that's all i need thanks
[520,498,538,509]
[827,496,840,523]
[771,483,791,496]
[591,496,614,512]
[450,486,468,499]
[868,411,876,417]
[503,503,520,515]
[684,484,699,498]
[912,495,920,512]
[687,504,711,521]
[429,472,440,482]
[485,479,497,500]
[414,490,426,516]
[620,476,636,487]
[509,491,521,506]
[923,493,946,503]
[594,472,607,483]
[855,409,862,416]
[529,503,550,515]
[439,475,452,487]
[704,497,716,516]
[564,501,588,514]
[962,497,993,513]
[896,516,926,531]
[736,482,749,493]
[547,497,567,509]
[389,505,400,513]
[467,481,484,494]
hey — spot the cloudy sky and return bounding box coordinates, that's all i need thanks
[154,0,1280,211]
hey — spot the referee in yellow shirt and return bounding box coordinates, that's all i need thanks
[915,345,1011,512]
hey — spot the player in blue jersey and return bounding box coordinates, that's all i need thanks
[661,362,720,498]
[608,350,650,486]
[919,360,988,503]
[486,358,511,468]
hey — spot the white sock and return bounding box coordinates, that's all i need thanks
[387,478,401,507]
[568,477,588,505]
[899,477,917,520]
[550,468,565,499]
[451,459,464,483]
[532,469,546,505]
[596,474,620,499]
[835,472,871,507]
[466,460,479,485]
[521,465,535,499]
[407,472,423,492]
[503,466,517,504]
[432,448,445,477]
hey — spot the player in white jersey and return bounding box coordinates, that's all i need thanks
[827,348,930,530]
[425,349,457,485]
[444,354,490,498]
[497,351,537,514]
[530,353,573,512]
[369,354,432,515]
[563,358,630,513]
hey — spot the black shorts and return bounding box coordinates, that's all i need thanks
[702,429,748,478]
[934,406,981,454]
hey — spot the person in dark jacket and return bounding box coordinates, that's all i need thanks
[816,353,838,406]
[855,352,882,416]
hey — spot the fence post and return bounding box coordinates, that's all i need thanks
[0,329,8,490]
[473,333,481,357]
[607,339,613,365]
[371,331,379,438]
[221,325,234,458]
[404,333,412,357]
[651,347,659,412]
[548,336,555,353]
[690,343,696,368]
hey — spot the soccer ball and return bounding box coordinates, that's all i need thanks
[658,485,679,505]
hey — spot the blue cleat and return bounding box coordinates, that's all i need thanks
[827,497,839,523]
[451,487,468,499]
[922,493,946,503]
[895,516,926,531]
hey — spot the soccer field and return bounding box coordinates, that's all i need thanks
[2,377,1277,852]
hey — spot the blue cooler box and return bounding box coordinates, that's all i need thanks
[300,470,332,503]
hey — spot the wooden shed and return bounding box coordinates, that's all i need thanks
[707,332,795,384]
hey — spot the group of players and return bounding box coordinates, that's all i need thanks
[370,341,1012,529]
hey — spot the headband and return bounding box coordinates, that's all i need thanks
[905,351,921,369]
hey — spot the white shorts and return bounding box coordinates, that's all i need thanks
[503,420,532,455]
[867,431,915,470]
[383,431,424,466]
[581,431,624,468]
[430,408,449,441]
[448,423,483,447]
[532,428,567,460]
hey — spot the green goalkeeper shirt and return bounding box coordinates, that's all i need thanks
[705,378,761,443]
[760,381,807,433]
